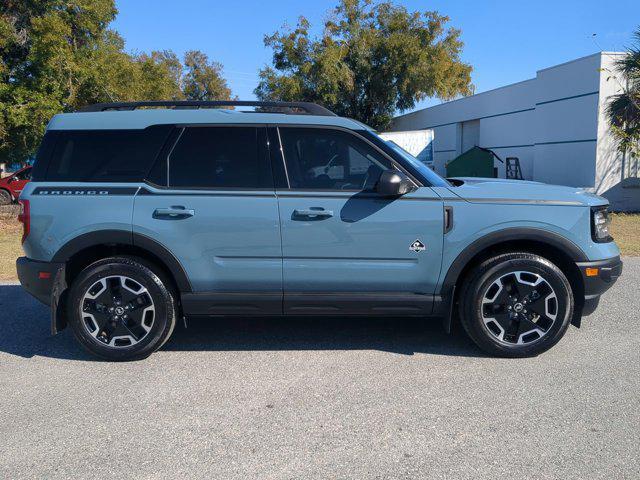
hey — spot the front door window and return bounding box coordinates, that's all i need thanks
[279,127,392,191]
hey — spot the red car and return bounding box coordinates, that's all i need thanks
[0,166,31,205]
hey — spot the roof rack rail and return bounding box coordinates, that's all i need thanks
[78,100,337,116]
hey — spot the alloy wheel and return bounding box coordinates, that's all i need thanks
[80,275,155,348]
[481,270,558,346]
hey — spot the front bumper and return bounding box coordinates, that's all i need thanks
[16,257,64,306]
[576,256,623,315]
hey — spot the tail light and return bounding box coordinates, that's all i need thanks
[17,199,30,244]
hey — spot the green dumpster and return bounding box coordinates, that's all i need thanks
[446,146,498,178]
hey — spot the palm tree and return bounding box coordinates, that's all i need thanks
[607,28,640,172]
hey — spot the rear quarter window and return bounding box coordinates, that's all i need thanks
[42,126,172,182]
[31,132,58,181]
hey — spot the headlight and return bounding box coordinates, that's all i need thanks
[591,207,612,243]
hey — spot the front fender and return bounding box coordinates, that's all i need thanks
[439,226,588,296]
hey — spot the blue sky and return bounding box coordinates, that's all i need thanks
[113,0,639,113]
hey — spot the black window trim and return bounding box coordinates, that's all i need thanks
[146,123,277,192]
[275,127,292,188]
[266,127,289,189]
[271,124,424,192]
[34,123,426,190]
[143,126,184,187]
[166,127,185,187]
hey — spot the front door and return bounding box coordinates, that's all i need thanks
[274,126,444,315]
[133,125,282,315]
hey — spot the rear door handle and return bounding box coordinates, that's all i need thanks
[293,208,334,219]
[153,206,195,220]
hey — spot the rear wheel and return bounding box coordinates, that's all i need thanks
[459,252,574,357]
[0,190,12,205]
[67,257,176,361]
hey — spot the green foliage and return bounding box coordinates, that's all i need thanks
[183,50,233,101]
[0,1,232,164]
[255,0,473,130]
[607,28,640,159]
[136,50,184,101]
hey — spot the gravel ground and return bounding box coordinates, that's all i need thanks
[0,258,638,479]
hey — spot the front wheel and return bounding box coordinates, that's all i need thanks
[67,257,177,361]
[459,252,574,357]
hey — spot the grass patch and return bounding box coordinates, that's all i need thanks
[0,206,638,282]
[0,205,21,281]
[610,213,640,256]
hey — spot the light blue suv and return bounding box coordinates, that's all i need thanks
[16,101,622,360]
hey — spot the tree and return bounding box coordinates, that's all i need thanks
[255,0,473,130]
[1,0,123,164]
[0,1,233,165]
[182,50,233,101]
[135,50,185,101]
[607,28,640,163]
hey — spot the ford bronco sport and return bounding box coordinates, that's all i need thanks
[16,101,622,361]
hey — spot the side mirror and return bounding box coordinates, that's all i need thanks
[376,170,415,197]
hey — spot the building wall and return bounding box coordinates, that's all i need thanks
[390,52,638,210]
[532,54,601,187]
[392,78,537,180]
[392,80,535,179]
[595,53,640,211]
[479,109,535,180]
[596,53,624,194]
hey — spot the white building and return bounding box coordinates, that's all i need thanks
[391,52,639,211]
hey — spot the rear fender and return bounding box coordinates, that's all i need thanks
[49,230,191,333]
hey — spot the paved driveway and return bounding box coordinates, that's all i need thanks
[0,259,638,479]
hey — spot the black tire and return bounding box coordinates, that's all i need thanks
[459,252,574,357]
[66,257,177,361]
[0,189,12,205]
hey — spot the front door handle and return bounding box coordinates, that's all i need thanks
[293,208,334,219]
[153,206,195,220]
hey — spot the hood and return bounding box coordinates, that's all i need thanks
[446,177,608,207]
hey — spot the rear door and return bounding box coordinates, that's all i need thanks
[273,126,444,315]
[133,125,283,315]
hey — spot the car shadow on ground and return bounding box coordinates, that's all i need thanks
[0,284,484,361]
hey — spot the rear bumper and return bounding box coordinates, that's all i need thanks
[16,257,64,306]
[576,256,623,315]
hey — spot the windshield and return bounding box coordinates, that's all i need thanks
[358,130,450,187]
[378,135,450,187]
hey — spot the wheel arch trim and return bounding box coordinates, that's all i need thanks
[439,227,587,333]
[440,227,587,298]
[51,229,192,292]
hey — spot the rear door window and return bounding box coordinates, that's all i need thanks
[167,127,272,189]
